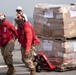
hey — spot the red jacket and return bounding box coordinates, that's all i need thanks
[17,21,40,53]
[0,20,18,46]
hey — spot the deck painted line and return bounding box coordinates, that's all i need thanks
[0,64,25,68]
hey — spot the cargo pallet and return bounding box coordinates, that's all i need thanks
[37,35,76,41]
[55,64,76,72]
[53,37,76,41]
[35,53,76,72]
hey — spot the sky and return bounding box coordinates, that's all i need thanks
[0,0,76,17]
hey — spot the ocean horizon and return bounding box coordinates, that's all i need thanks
[6,16,34,25]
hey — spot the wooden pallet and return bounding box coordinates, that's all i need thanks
[53,37,66,42]
[36,35,53,40]
[55,64,76,72]
[53,37,76,42]
[36,35,76,41]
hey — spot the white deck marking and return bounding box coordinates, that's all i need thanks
[0,64,25,68]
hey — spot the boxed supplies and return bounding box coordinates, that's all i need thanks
[36,38,76,66]
[33,4,76,38]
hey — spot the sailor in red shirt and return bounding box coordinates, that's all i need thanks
[15,14,40,75]
[0,13,18,75]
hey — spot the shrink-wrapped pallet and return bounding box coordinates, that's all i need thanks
[36,38,76,66]
[33,4,76,38]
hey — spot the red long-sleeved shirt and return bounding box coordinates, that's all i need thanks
[24,27,32,53]
[0,20,18,46]
[17,21,40,53]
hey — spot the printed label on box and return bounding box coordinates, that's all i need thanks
[70,10,76,17]
[73,42,76,51]
[43,41,52,51]
[44,10,53,18]
[58,52,63,57]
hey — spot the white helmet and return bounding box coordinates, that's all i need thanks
[16,6,22,11]
[0,13,5,20]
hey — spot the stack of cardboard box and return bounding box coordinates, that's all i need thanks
[35,39,76,66]
[33,4,76,38]
[33,4,76,67]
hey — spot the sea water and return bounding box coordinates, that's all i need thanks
[7,16,33,25]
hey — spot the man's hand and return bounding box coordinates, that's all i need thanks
[25,52,29,58]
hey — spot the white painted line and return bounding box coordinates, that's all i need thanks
[0,64,25,68]
[0,65,7,68]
